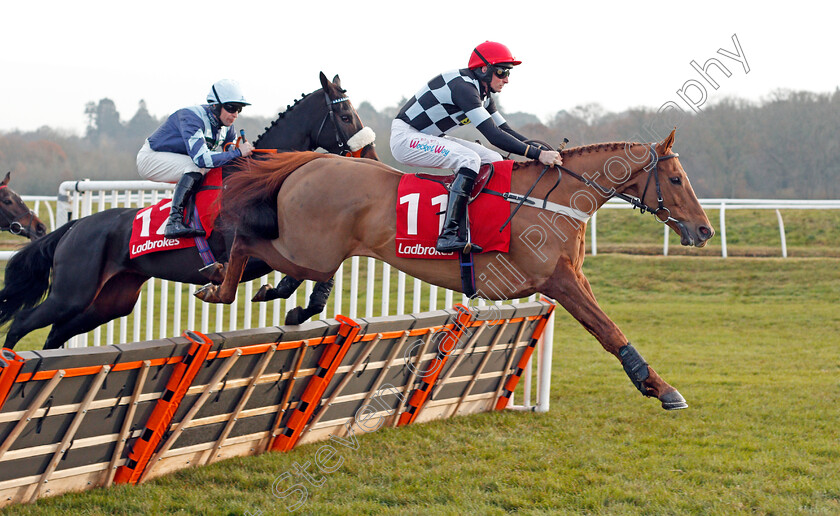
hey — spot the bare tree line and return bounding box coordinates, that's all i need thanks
[1,88,838,198]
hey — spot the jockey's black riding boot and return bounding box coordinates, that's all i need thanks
[164,172,206,239]
[436,168,483,254]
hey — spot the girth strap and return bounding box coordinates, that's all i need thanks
[459,251,477,298]
[190,205,216,267]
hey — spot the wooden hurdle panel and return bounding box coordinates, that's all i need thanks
[0,335,193,505]
[0,301,554,507]
[133,320,344,483]
[414,302,553,422]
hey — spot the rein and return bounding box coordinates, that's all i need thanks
[497,144,682,230]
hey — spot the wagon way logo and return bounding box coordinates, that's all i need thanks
[409,138,450,157]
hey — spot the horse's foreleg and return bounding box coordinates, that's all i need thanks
[251,275,303,302]
[199,262,226,285]
[194,236,249,304]
[284,278,335,325]
[542,261,687,410]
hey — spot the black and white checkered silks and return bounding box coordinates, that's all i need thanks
[391,70,505,175]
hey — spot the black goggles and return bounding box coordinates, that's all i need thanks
[222,103,244,114]
[493,67,511,79]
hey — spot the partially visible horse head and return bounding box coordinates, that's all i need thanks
[625,129,714,247]
[0,172,47,240]
[317,72,379,160]
[251,73,379,160]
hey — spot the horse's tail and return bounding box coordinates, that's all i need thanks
[221,152,336,239]
[0,220,78,327]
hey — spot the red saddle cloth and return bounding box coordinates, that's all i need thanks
[129,168,223,259]
[395,160,513,260]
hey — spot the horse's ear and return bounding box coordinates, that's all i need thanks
[657,127,676,154]
[332,75,342,89]
[319,71,330,91]
[2,171,9,186]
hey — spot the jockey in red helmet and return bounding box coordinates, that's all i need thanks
[391,42,561,254]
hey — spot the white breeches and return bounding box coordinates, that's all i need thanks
[389,119,502,176]
[136,140,208,183]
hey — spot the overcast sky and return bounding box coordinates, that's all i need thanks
[3,1,837,135]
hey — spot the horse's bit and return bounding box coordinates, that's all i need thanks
[0,186,36,236]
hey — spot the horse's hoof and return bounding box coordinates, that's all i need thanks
[659,390,688,410]
[194,283,218,303]
[284,307,306,325]
[252,284,279,303]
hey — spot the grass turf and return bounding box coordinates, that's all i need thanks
[4,254,838,515]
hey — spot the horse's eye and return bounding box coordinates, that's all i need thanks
[340,115,352,124]
[669,177,682,185]
[2,199,12,205]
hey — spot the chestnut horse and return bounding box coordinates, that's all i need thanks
[0,73,377,350]
[0,171,47,240]
[199,129,713,410]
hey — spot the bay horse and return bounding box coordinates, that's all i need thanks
[198,129,713,410]
[0,73,377,350]
[0,171,47,240]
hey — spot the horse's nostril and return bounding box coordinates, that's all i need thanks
[699,226,712,239]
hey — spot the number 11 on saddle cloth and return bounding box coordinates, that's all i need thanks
[395,160,514,259]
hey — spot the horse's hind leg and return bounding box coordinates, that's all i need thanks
[541,260,687,410]
[3,279,103,349]
[42,274,147,349]
[3,298,76,349]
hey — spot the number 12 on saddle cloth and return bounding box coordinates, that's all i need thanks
[128,168,223,259]
[395,160,513,260]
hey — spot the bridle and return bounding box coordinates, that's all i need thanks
[500,143,684,231]
[314,91,365,157]
[0,185,38,236]
[559,144,682,225]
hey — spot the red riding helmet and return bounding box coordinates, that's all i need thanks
[468,41,522,69]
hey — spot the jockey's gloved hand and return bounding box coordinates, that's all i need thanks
[238,141,255,157]
[539,150,562,166]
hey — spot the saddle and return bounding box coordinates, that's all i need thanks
[415,163,495,202]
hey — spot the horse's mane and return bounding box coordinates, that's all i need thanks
[252,92,314,147]
[562,141,640,157]
[221,152,337,237]
[510,141,645,172]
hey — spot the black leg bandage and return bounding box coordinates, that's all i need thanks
[283,278,336,326]
[308,278,335,312]
[619,343,651,396]
[274,275,304,299]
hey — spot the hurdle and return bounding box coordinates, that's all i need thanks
[0,301,553,507]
